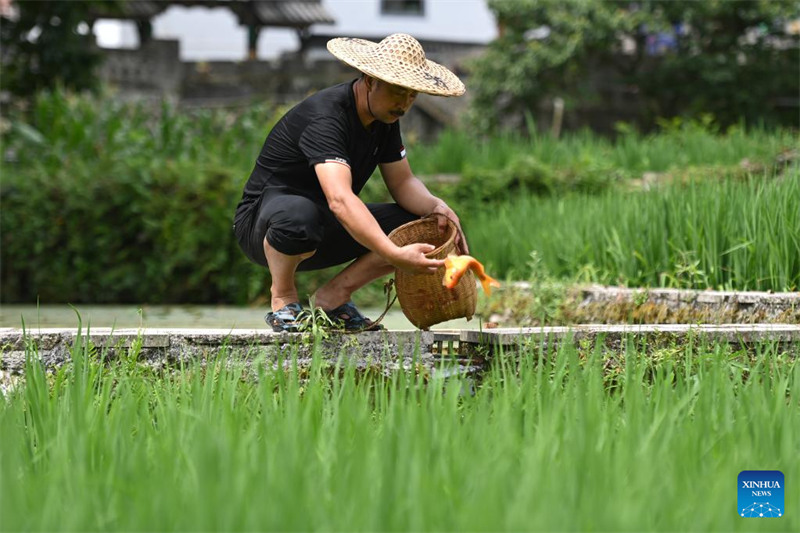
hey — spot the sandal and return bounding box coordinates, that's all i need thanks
[265,302,306,332]
[325,301,385,332]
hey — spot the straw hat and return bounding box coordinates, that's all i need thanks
[327,33,466,97]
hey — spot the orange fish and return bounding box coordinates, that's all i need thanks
[443,254,501,296]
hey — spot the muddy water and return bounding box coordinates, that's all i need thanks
[0,304,479,331]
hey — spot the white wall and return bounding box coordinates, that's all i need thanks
[152,6,301,61]
[96,0,497,61]
[318,0,497,43]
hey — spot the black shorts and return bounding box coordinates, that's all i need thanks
[233,193,417,272]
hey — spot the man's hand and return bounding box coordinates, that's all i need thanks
[388,243,445,274]
[431,202,469,255]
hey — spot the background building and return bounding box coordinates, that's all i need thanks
[93,0,497,139]
[97,0,497,60]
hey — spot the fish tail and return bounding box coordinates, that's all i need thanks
[479,274,501,296]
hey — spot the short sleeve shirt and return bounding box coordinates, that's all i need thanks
[239,79,405,206]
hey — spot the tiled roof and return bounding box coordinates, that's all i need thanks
[89,1,334,27]
[253,1,334,26]
[89,1,167,20]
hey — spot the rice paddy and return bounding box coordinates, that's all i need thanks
[4,90,798,304]
[2,335,798,531]
[3,91,798,532]
[466,168,800,292]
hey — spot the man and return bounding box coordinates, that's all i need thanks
[233,33,468,332]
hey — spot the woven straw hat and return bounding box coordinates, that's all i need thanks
[327,33,466,97]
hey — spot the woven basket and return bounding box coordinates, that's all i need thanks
[388,216,477,330]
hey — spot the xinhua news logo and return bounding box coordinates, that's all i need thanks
[738,470,784,518]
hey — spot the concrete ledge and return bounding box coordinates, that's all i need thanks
[574,285,800,307]
[4,325,798,377]
[462,324,800,355]
[0,328,434,374]
[563,285,800,324]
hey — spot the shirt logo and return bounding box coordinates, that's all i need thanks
[325,157,349,166]
[400,145,406,158]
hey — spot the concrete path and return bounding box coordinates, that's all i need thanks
[458,323,800,346]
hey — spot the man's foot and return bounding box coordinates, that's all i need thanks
[265,302,306,333]
[325,301,385,332]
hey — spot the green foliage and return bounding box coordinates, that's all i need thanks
[0,89,288,304]
[635,0,800,127]
[470,0,800,132]
[470,0,640,132]
[0,0,120,96]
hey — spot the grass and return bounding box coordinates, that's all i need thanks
[407,118,797,176]
[2,332,799,531]
[464,167,800,292]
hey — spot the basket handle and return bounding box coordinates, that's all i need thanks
[423,212,466,254]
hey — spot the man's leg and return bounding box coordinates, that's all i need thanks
[255,195,326,312]
[312,203,417,311]
[312,251,393,311]
[264,236,315,312]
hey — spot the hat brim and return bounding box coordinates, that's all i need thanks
[327,37,466,97]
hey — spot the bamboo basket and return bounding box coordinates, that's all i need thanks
[388,216,476,329]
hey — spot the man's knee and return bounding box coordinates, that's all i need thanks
[266,225,323,256]
[264,236,316,261]
[264,197,325,255]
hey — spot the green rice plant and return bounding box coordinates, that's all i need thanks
[1,333,798,531]
[466,167,800,292]
[416,118,796,211]
[410,117,796,178]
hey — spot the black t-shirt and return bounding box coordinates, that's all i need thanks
[237,79,405,209]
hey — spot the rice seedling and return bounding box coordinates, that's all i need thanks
[2,333,798,531]
[466,167,800,292]
[409,118,796,177]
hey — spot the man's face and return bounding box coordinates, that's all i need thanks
[368,78,419,123]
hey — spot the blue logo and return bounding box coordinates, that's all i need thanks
[738,470,784,518]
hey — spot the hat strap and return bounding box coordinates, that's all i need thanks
[366,86,377,120]
[359,77,378,121]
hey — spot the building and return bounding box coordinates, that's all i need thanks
[98,0,496,60]
[93,1,497,139]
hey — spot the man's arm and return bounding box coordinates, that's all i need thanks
[315,162,443,273]
[380,157,469,254]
